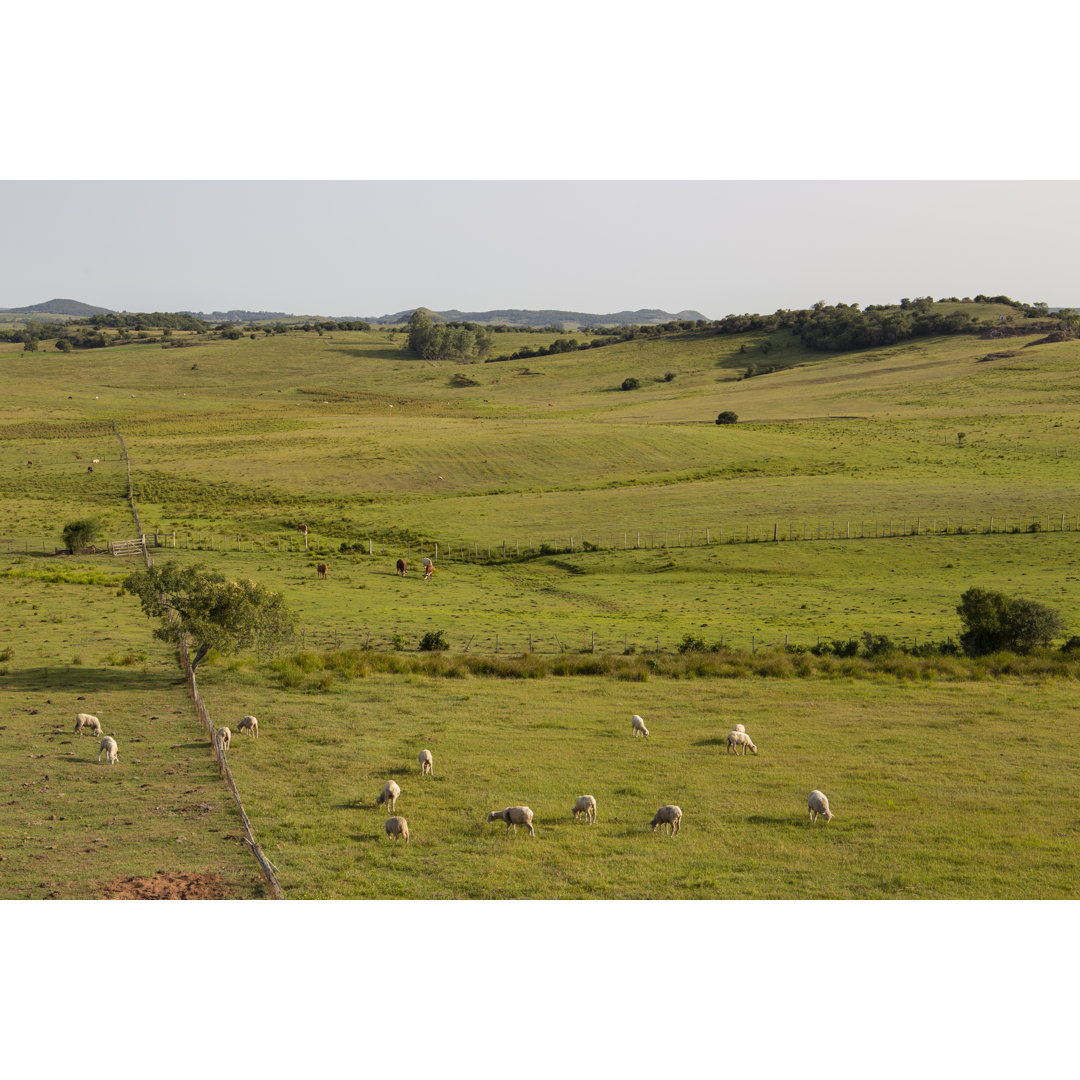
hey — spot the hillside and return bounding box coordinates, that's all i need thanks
[0,298,115,316]
[370,306,709,327]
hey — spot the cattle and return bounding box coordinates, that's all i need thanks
[316,562,328,579]
[396,558,407,576]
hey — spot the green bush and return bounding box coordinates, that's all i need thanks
[715,411,738,425]
[418,630,449,651]
[620,377,640,391]
[956,587,1065,656]
[62,518,101,554]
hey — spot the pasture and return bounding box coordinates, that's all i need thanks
[2,307,1079,898]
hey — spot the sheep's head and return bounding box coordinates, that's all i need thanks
[487,811,502,823]
[749,744,758,755]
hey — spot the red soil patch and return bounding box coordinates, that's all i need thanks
[102,871,226,900]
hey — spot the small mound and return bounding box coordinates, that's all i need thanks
[102,871,225,900]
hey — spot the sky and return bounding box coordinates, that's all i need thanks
[4,2,1078,1073]
[3,179,1079,316]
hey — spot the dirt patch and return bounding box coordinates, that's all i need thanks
[102,871,226,900]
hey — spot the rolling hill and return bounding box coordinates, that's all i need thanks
[0,298,115,316]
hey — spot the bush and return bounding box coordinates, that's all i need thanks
[62,518,100,553]
[620,377,640,391]
[418,630,449,651]
[715,411,738,425]
[956,587,1065,656]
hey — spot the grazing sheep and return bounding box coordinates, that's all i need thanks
[487,806,535,837]
[418,749,433,776]
[733,723,746,733]
[726,730,758,755]
[98,736,118,765]
[572,795,597,824]
[74,713,102,737]
[808,790,834,823]
[384,816,410,843]
[631,713,650,738]
[217,726,231,755]
[650,805,682,836]
[376,780,401,813]
[237,715,259,738]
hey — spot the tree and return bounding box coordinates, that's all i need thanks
[956,587,1064,656]
[123,562,297,669]
[62,518,100,553]
[715,411,738,424]
[55,338,73,353]
[621,377,640,391]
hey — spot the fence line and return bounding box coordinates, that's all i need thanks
[113,424,283,900]
[3,507,1071,563]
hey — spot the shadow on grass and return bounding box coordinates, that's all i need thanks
[694,737,729,748]
[0,667,182,693]
[746,814,803,827]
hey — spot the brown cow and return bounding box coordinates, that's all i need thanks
[396,558,407,576]
[316,562,328,579]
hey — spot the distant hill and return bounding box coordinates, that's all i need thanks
[0,298,115,317]
[370,307,710,328]
[179,309,296,323]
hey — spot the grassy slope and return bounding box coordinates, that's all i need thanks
[2,305,1079,898]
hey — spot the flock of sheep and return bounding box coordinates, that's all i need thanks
[77,710,262,771]
[78,701,834,860]
[368,713,834,846]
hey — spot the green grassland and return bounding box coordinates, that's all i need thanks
[195,669,1080,899]
[2,304,1078,897]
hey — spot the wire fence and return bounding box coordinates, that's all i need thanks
[5,507,1077,563]
[115,424,282,900]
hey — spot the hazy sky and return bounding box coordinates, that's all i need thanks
[2,180,1078,317]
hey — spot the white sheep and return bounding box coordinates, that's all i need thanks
[631,713,650,738]
[74,713,102,737]
[572,794,597,824]
[733,723,746,733]
[726,730,758,755]
[487,806,535,836]
[98,735,118,765]
[650,804,682,836]
[808,790,834,823]
[217,726,231,755]
[418,749,433,776]
[237,715,259,738]
[384,816,410,843]
[376,780,401,813]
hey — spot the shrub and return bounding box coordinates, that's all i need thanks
[715,411,738,425]
[956,587,1065,656]
[678,633,710,654]
[418,629,449,651]
[62,518,100,553]
[620,377,640,391]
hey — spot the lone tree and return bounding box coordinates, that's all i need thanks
[956,587,1064,656]
[715,411,738,424]
[62,518,100,553]
[123,562,296,669]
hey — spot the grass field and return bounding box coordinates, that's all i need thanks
[2,304,1078,898]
